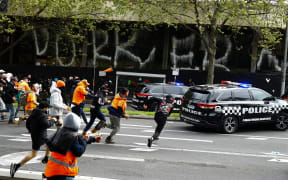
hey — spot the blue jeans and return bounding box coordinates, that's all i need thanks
[0,103,15,122]
[72,104,87,124]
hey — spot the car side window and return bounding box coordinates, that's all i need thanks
[164,86,181,95]
[218,91,232,101]
[250,89,271,101]
[151,86,163,94]
[232,89,251,101]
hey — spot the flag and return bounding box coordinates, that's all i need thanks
[103,67,113,72]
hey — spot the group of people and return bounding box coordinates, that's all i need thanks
[0,69,175,179]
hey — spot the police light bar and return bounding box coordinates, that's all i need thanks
[221,81,252,88]
[168,82,184,86]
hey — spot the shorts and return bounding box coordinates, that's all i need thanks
[31,136,46,151]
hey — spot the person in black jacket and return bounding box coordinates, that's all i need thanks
[82,85,109,136]
[2,78,18,124]
[145,95,174,148]
[10,101,55,178]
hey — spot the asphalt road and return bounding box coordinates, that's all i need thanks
[0,116,287,180]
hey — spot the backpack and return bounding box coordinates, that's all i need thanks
[20,91,33,106]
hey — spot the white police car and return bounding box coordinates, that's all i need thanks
[180,81,288,133]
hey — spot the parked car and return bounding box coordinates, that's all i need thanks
[131,83,189,112]
[180,81,288,133]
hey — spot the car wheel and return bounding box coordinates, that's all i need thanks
[219,116,238,134]
[275,112,288,131]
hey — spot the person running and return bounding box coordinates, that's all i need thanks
[146,95,174,148]
[2,76,18,124]
[44,112,97,180]
[105,88,129,144]
[82,85,109,136]
[50,80,69,128]
[10,102,55,178]
[71,79,90,124]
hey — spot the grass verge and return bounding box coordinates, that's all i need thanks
[83,108,180,118]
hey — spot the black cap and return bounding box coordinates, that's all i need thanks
[38,101,50,109]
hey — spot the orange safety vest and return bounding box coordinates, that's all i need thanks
[44,151,78,178]
[72,82,88,105]
[25,92,37,111]
[111,93,127,113]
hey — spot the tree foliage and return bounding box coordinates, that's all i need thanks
[128,0,287,83]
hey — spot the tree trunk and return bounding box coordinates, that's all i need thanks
[0,31,29,58]
[162,28,169,70]
[81,36,88,67]
[9,35,14,64]
[250,31,258,72]
[206,27,217,84]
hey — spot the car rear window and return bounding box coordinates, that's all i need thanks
[135,85,149,93]
[184,89,210,103]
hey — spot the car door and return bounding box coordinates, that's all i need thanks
[231,89,255,123]
[249,88,274,122]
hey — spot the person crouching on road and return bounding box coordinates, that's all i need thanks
[106,88,129,144]
[10,101,55,178]
[50,80,70,128]
[44,112,97,180]
[71,79,90,124]
[145,95,174,148]
[82,85,110,136]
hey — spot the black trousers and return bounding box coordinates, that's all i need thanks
[153,116,167,139]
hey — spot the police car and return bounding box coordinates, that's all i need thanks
[180,81,288,133]
[131,83,189,112]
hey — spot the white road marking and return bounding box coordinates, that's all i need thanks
[99,132,213,143]
[83,154,144,162]
[0,135,28,139]
[121,124,152,128]
[130,148,158,152]
[246,137,268,141]
[0,151,45,166]
[0,151,144,166]
[21,134,31,137]
[134,142,159,147]
[95,143,288,160]
[221,134,288,141]
[8,139,31,142]
[268,159,288,163]
[0,168,118,180]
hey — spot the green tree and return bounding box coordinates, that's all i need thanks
[129,0,286,83]
[0,0,131,61]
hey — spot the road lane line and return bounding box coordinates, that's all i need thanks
[0,168,118,180]
[99,132,213,143]
[221,134,288,140]
[83,154,144,162]
[121,124,153,128]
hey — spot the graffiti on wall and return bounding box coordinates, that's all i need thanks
[31,27,281,72]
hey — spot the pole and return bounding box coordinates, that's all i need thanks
[281,22,288,96]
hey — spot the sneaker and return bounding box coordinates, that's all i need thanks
[41,156,48,164]
[147,138,152,148]
[8,121,16,124]
[105,136,115,144]
[91,128,97,134]
[10,163,17,178]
